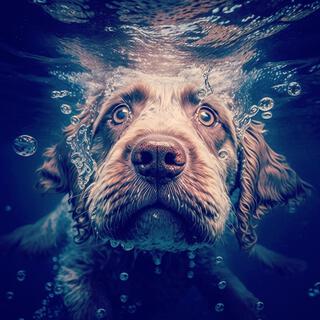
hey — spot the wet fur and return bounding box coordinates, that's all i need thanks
[2,79,311,319]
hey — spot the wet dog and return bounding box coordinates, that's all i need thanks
[3,76,310,319]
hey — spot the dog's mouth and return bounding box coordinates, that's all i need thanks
[107,202,215,252]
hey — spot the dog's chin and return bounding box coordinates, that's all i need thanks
[117,206,210,252]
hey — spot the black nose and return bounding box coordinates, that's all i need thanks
[131,136,187,181]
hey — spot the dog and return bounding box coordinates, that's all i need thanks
[3,74,310,319]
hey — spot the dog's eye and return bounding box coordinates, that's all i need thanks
[112,104,131,124]
[196,106,217,127]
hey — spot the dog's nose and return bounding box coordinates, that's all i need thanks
[131,136,186,181]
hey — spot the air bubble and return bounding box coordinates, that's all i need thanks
[16,270,26,282]
[154,266,162,275]
[60,104,72,114]
[215,302,224,312]
[4,205,12,212]
[189,260,196,268]
[197,89,207,99]
[258,97,274,111]
[288,82,301,96]
[288,200,296,213]
[120,294,128,303]
[248,105,259,117]
[70,116,80,125]
[110,240,120,248]
[239,115,251,129]
[261,111,272,120]
[215,256,223,264]
[13,135,38,157]
[45,282,53,291]
[119,272,129,281]
[152,252,162,265]
[187,271,194,279]
[308,288,317,297]
[256,301,264,311]
[187,251,196,260]
[6,291,14,300]
[314,282,320,293]
[54,284,63,295]
[218,280,227,290]
[218,149,229,160]
[127,305,137,314]
[121,242,134,251]
[95,308,107,319]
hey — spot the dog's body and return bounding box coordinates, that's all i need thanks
[3,76,310,319]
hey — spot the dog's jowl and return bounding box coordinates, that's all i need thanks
[3,77,310,320]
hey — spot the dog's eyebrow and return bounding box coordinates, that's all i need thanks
[120,86,148,105]
[181,87,200,106]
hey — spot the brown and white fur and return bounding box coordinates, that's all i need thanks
[2,75,310,320]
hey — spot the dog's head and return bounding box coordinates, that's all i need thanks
[37,76,310,251]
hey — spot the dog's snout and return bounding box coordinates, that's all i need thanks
[131,136,186,181]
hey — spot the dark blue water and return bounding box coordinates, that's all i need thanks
[1,1,320,319]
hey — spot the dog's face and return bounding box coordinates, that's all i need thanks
[38,75,310,251]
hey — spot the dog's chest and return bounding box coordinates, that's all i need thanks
[94,249,198,314]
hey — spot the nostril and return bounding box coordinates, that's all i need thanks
[164,152,176,165]
[140,151,153,165]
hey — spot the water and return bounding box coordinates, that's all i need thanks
[1,0,320,319]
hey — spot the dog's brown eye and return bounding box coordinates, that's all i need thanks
[112,104,131,124]
[197,106,217,127]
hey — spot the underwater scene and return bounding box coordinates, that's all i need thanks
[1,0,320,319]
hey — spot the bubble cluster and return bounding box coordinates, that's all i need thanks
[288,82,301,96]
[119,272,129,281]
[60,104,72,114]
[66,124,96,189]
[215,302,224,312]
[51,90,71,99]
[258,97,274,112]
[218,280,227,290]
[308,282,320,298]
[16,270,26,282]
[13,135,38,157]
[95,308,107,319]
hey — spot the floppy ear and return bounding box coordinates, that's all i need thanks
[37,143,69,193]
[235,121,311,250]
